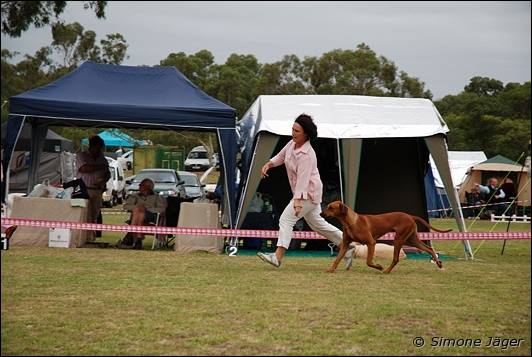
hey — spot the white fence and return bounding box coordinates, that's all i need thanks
[490,214,531,223]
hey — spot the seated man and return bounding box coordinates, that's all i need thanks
[123,178,167,243]
[475,177,506,216]
[465,185,486,218]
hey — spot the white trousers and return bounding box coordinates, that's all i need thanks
[277,199,343,249]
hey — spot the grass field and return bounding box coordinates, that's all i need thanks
[1,218,530,355]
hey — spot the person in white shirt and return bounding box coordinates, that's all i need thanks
[76,135,110,227]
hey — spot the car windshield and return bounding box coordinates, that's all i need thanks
[188,151,208,159]
[181,175,198,186]
[133,171,176,183]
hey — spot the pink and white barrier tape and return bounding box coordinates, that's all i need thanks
[2,217,530,241]
[427,200,529,213]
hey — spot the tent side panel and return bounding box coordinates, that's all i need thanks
[425,135,473,260]
[341,138,363,209]
[236,132,280,228]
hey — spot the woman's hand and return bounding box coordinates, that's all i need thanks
[294,205,302,217]
[293,199,303,217]
[261,162,272,178]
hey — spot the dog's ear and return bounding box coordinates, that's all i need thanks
[340,203,348,216]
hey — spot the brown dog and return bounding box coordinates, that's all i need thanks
[320,201,450,274]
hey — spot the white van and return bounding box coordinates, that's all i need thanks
[184,146,211,171]
[102,157,126,206]
[117,150,133,170]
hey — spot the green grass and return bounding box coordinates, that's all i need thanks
[1,218,530,355]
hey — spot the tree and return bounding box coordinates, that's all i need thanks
[51,22,128,68]
[435,78,531,161]
[300,43,431,98]
[1,1,106,37]
[464,76,503,96]
[160,50,215,89]
[207,54,261,116]
[1,23,128,125]
[256,55,310,95]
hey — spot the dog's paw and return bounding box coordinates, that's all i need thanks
[375,264,383,270]
[325,268,336,273]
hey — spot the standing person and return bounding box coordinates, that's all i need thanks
[257,114,354,268]
[76,135,110,234]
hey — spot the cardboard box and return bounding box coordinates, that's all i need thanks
[49,228,71,248]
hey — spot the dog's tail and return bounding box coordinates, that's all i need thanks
[412,216,452,233]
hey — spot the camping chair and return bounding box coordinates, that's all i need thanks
[122,211,170,249]
[150,214,175,250]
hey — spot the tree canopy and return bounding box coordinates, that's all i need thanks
[1,1,107,37]
[434,78,530,160]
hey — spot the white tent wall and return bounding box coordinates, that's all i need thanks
[430,151,487,189]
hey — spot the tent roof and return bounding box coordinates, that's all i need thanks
[81,129,141,147]
[238,95,449,139]
[9,61,236,129]
[480,154,517,165]
[471,155,526,172]
[430,151,487,188]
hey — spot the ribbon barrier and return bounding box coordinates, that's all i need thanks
[2,217,530,241]
[427,200,529,214]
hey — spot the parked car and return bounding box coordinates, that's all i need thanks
[117,150,133,170]
[126,169,186,199]
[123,174,136,199]
[102,157,126,207]
[184,146,211,171]
[178,171,206,200]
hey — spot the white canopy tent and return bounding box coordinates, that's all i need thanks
[430,151,487,189]
[237,95,473,259]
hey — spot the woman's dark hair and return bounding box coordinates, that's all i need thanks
[294,114,318,141]
[88,135,105,148]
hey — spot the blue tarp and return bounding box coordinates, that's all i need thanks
[424,162,451,218]
[4,61,238,226]
[81,129,142,148]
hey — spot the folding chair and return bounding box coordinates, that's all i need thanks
[122,211,165,249]
[151,213,175,250]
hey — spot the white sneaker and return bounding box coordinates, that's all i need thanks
[257,252,281,268]
[344,246,356,270]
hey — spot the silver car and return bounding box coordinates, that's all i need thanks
[126,169,186,198]
[177,171,206,200]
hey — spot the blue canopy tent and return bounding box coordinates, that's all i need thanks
[81,129,142,148]
[3,61,238,227]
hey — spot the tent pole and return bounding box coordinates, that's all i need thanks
[424,135,474,260]
[502,150,528,255]
[437,189,448,218]
[336,139,344,203]
[3,115,26,204]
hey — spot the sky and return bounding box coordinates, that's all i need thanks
[2,1,531,99]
